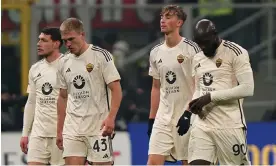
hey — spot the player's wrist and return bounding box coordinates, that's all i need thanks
[107,113,116,120]
[184,110,192,118]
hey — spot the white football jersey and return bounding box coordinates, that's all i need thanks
[57,44,121,136]
[27,56,62,137]
[192,40,252,129]
[149,37,202,125]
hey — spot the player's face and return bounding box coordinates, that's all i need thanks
[160,11,182,34]
[61,30,85,55]
[37,33,56,57]
[194,34,218,57]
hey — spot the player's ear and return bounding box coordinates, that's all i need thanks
[54,41,60,49]
[177,20,183,27]
[81,31,85,39]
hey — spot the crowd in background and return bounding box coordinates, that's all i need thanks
[2,0,276,131]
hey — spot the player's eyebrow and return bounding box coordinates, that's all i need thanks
[63,37,75,41]
[38,37,49,42]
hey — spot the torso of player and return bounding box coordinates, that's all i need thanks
[150,38,201,125]
[59,45,112,136]
[30,57,60,137]
[193,40,247,129]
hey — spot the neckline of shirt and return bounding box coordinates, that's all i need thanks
[44,53,62,65]
[72,44,93,59]
[215,39,225,56]
[162,37,184,50]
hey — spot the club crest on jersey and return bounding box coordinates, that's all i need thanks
[177,54,186,63]
[86,63,94,73]
[216,58,222,68]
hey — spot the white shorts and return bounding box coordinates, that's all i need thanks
[188,125,251,165]
[148,121,190,162]
[63,135,113,163]
[28,136,64,165]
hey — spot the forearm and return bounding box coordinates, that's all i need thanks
[149,87,160,119]
[22,93,36,136]
[211,72,254,102]
[108,87,122,119]
[57,96,67,135]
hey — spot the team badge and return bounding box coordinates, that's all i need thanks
[216,58,222,68]
[177,54,186,63]
[86,63,94,73]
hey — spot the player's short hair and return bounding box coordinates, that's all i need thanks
[161,5,187,23]
[41,27,63,48]
[60,17,84,34]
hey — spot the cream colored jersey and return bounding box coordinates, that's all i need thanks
[149,37,202,125]
[27,56,62,137]
[57,44,121,136]
[192,40,252,129]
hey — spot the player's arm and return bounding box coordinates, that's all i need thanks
[20,68,36,154]
[101,50,122,136]
[149,78,160,119]
[101,51,122,120]
[107,80,122,120]
[22,92,36,136]
[57,88,67,136]
[22,69,36,137]
[56,64,68,137]
[147,50,160,136]
[210,51,254,102]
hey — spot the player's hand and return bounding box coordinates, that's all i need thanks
[189,93,211,114]
[20,136,29,154]
[101,115,115,137]
[176,111,192,136]
[147,119,155,138]
[56,134,63,150]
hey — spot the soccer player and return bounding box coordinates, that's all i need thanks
[187,19,254,165]
[20,27,64,165]
[56,18,122,165]
[147,5,202,165]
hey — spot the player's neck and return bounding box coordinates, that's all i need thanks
[46,51,60,63]
[77,42,90,56]
[165,33,182,48]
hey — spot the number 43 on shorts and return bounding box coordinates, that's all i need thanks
[93,138,108,152]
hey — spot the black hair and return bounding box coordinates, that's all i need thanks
[41,27,63,48]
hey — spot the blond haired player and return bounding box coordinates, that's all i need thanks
[186,19,253,165]
[20,27,64,165]
[56,18,122,165]
[147,5,202,165]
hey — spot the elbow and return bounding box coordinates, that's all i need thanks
[244,84,254,97]
[248,86,254,97]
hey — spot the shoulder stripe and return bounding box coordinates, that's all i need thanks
[91,46,112,62]
[151,42,164,51]
[183,39,201,53]
[223,41,242,56]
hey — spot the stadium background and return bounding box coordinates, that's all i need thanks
[1,0,276,165]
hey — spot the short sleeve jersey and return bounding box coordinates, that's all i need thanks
[57,44,121,136]
[27,56,62,137]
[192,40,252,129]
[149,37,202,125]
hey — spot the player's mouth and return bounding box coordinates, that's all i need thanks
[37,48,43,52]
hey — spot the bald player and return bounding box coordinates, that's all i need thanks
[185,19,254,165]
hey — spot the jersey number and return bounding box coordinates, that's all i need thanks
[93,138,107,152]
[232,144,247,156]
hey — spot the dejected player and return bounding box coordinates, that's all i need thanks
[20,27,64,165]
[186,19,254,165]
[56,18,122,165]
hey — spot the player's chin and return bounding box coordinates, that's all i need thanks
[160,29,168,33]
[37,52,46,57]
